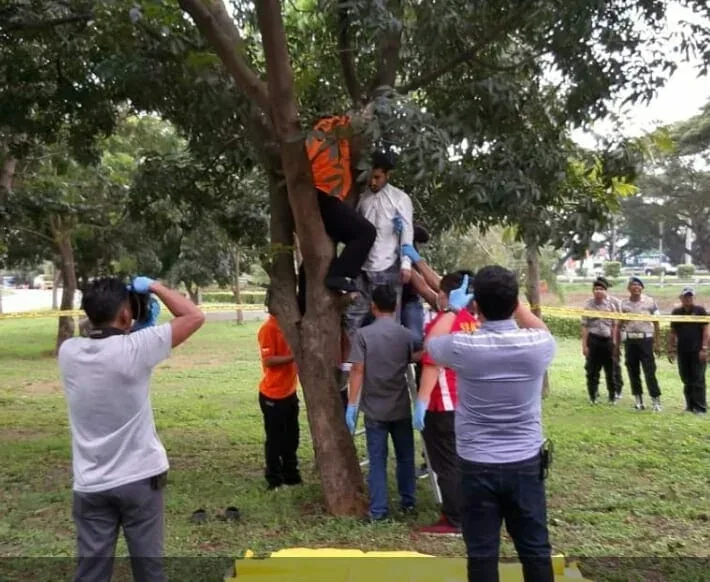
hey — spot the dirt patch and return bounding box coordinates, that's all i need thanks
[0,427,55,441]
[23,380,62,395]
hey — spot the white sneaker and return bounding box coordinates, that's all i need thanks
[634,396,645,410]
[652,398,662,412]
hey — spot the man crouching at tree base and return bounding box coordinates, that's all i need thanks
[414,270,478,535]
[346,284,422,521]
[257,290,302,491]
[426,267,556,582]
[58,276,205,582]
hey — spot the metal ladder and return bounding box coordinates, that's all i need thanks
[349,363,443,505]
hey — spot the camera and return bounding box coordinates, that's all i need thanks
[128,288,152,326]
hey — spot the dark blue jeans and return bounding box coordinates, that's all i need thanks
[459,454,553,582]
[364,417,416,519]
[401,299,424,344]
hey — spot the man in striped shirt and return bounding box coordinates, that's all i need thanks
[414,270,478,535]
[426,266,556,582]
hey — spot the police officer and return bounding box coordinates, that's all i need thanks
[581,277,618,404]
[615,277,662,411]
[668,287,709,414]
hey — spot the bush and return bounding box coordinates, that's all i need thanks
[677,264,695,280]
[603,261,621,278]
[201,291,266,304]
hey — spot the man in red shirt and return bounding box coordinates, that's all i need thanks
[414,270,478,535]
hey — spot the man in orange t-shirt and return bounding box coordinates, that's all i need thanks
[258,296,301,490]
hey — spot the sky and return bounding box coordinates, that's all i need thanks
[573,2,710,149]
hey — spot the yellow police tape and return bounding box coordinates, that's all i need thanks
[2,302,710,323]
[0,303,265,321]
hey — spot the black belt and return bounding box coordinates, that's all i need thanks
[589,333,612,340]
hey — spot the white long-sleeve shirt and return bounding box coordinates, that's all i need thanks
[357,183,414,273]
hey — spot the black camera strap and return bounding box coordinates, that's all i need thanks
[88,327,127,340]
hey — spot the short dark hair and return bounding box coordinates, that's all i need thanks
[439,270,475,294]
[81,277,130,327]
[473,265,519,321]
[371,150,395,172]
[372,284,397,313]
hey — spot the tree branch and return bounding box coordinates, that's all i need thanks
[337,0,361,106]
[398,4,533,94]
[178,0,270,115]
[2,13,90,32]
[368,0,402,95]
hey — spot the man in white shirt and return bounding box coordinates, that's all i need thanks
[58,276,205,582]
[344,151,414,334]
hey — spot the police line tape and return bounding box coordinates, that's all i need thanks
[2,303,710,323]
[0,304,266,321]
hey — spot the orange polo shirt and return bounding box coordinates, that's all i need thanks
[258,316,298,400]
[306,115,352,201]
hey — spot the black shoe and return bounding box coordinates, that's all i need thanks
[284,475,303,486]
[325,275,359,294]
[266,482,283,491]
[400,504,416,515]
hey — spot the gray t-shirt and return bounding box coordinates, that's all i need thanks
[349,316,420,422]
[428,319,556,464]
[58,324,173,493]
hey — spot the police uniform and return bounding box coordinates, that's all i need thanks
[619,278,661,409]
[607,295,625,398]
[582,295,617,403]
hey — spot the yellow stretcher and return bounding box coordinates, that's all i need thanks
[224,548,592,581]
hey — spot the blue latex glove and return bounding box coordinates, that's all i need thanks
[401,244,421,263]
[131,296,161,332]
[413,399,427,431]
[345,404,358,433]
[449,274,474,312]
[392,213,404,235]
[131,276,155,294]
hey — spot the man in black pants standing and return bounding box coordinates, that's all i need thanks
[581,277,618,404]
[669,287,709,415]
[616,277,663,411]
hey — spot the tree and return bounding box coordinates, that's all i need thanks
[168,0,710,515]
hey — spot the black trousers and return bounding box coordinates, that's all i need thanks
[624,338,661,398]
[613,356,624,396]
[259,392,301,487]
[298,191,376,314]
[678,351,707,413]
[585,334,615,401]
[422,411,461,527]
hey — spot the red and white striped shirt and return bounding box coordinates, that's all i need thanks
[421,309,479,412]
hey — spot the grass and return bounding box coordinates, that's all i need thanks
[1,318,710,581]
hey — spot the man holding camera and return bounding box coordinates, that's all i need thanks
[425,266,556,582]
[58,276,205,582]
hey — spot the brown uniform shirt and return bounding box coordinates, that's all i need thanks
[581,297,617,338]
[619,295,659,336]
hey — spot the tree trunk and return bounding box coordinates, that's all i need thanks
[181,0,368,517]
[232,245,243,324]
[0,150,17,202]
[0,268,4,315]
[525,240,550,398]
[52,220,77,353]
[52,266,61,310]
[186,283,200,305]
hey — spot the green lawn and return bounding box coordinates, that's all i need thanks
[1,318,709,581]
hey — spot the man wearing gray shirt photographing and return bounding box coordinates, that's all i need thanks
[426,266,556,582]
[58,276,205,582]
